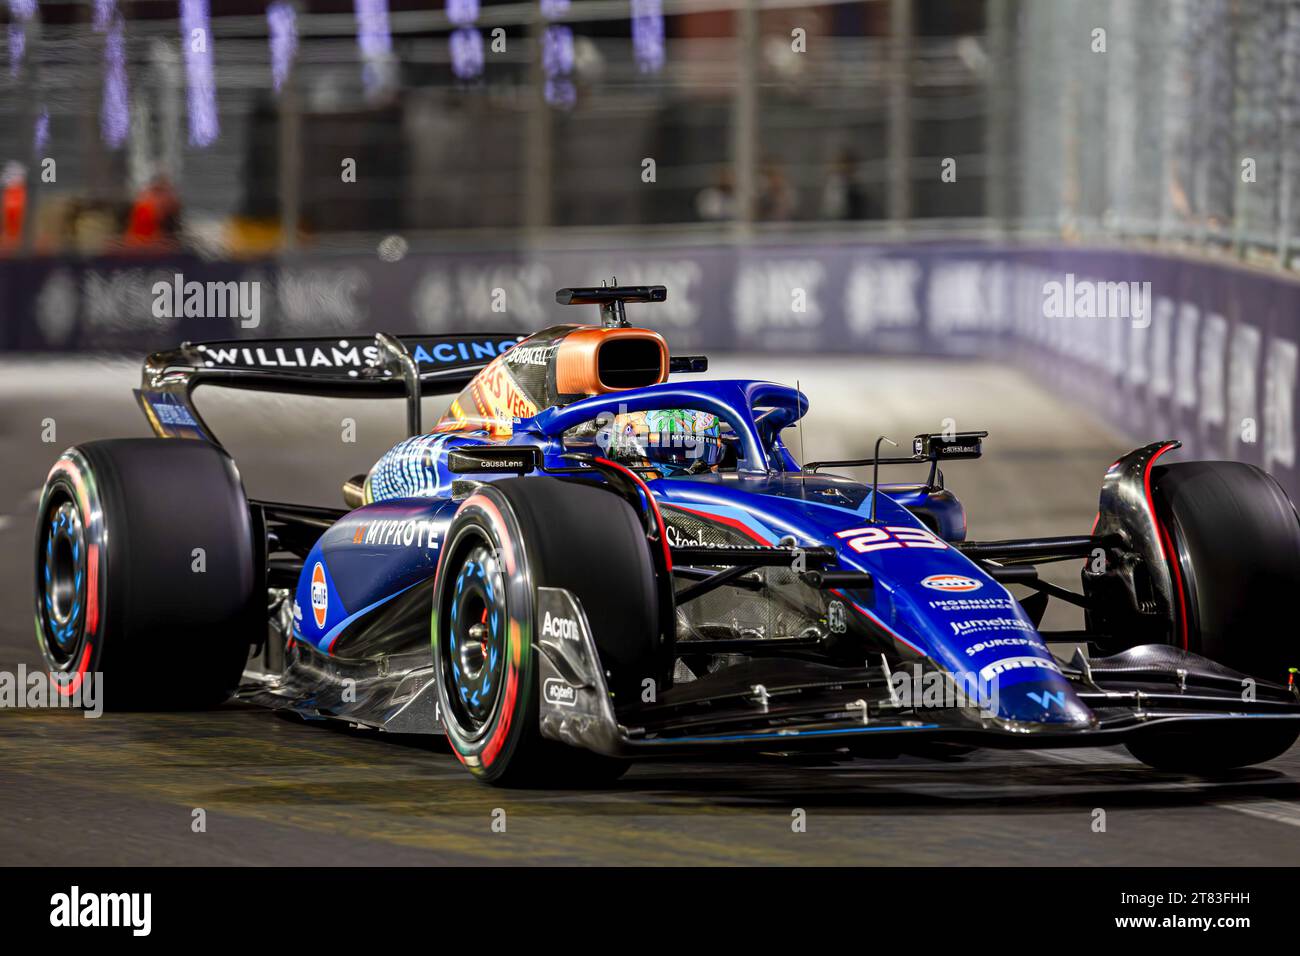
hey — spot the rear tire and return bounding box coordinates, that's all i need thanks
[1150,460,1300,682]
[35,440,259,709]
[431,478,658,786]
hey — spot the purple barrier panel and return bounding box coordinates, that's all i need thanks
[986,245,1300,506]
[0,255,266,353]
[4,242,1300,503]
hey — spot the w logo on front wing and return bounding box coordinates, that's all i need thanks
[1027,690,1066,710]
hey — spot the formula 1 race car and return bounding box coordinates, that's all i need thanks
[34,284,1300,785]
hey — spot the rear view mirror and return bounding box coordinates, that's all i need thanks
[912,431,988,461]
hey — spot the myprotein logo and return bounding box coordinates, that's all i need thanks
[351,518,439,549]
[152,273,260,328]
[50,886,151,936]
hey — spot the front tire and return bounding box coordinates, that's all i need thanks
[1124,460,1300,770]
[1150,460,1300,681]
[1126,723,1300,772]
[431,478,659,786]
[35,440,259,709]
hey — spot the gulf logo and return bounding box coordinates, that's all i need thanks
[310,562,328,629]
[921,574,982,593]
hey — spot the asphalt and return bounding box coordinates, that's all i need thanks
[1,353,1298,866]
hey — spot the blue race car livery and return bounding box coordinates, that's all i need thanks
[34,284,1300,784]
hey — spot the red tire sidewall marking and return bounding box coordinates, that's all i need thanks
[437,490,531,776]
[1142,443,1189,650]
[41,459,102,694]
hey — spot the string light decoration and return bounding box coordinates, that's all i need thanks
[101,16,130,148]
[180,0,219,146]
[631,0,664,74]
[267,2,297,94]
[92,0,114,32]
[354,0,393,99]
[540,0,574,108]
[34,105,48,153]
[447,0,483,81]
[7,0,34,78]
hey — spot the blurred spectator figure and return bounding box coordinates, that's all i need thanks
[122,175,181,250]
[695,166,736,221]
[820,148,875,221]
[756,161,796,221]
[2,162,27,253]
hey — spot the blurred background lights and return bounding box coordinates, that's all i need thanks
[101,18,130,149]
[377,234,407,262]
[630,0,665,74]
[447,0,483,80]
[6,0,34,79]
[541,0,575,110]
[93,0,115,33]
[180,0,219,147]
[267,3,297,95]
[450,29,484,81]
[33,107,48,154]
[446,0,479,27]
[354,0,394,100]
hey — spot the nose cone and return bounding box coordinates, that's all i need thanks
[867,540,1096,728]
[980,665,1094,727]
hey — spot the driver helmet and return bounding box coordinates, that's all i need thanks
[598,408,724,476]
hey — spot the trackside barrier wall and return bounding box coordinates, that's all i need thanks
[2,243,1296,503]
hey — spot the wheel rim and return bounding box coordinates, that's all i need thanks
[39,497,86,663]
[443,539,507,732]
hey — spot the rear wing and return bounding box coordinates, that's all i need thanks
[135,332,521,444]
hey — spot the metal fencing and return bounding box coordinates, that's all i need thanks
[0,0,1299,269]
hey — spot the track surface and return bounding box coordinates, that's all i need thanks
[2,354,1299,865]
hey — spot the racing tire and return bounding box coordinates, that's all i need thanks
[34,440,259,710]
[1148,460,1300,681]
[1124,460,1300,770]
[430,478,659,787]
[1126,723,1300,773]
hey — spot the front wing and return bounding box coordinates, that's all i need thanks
[537,589,1300,757]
